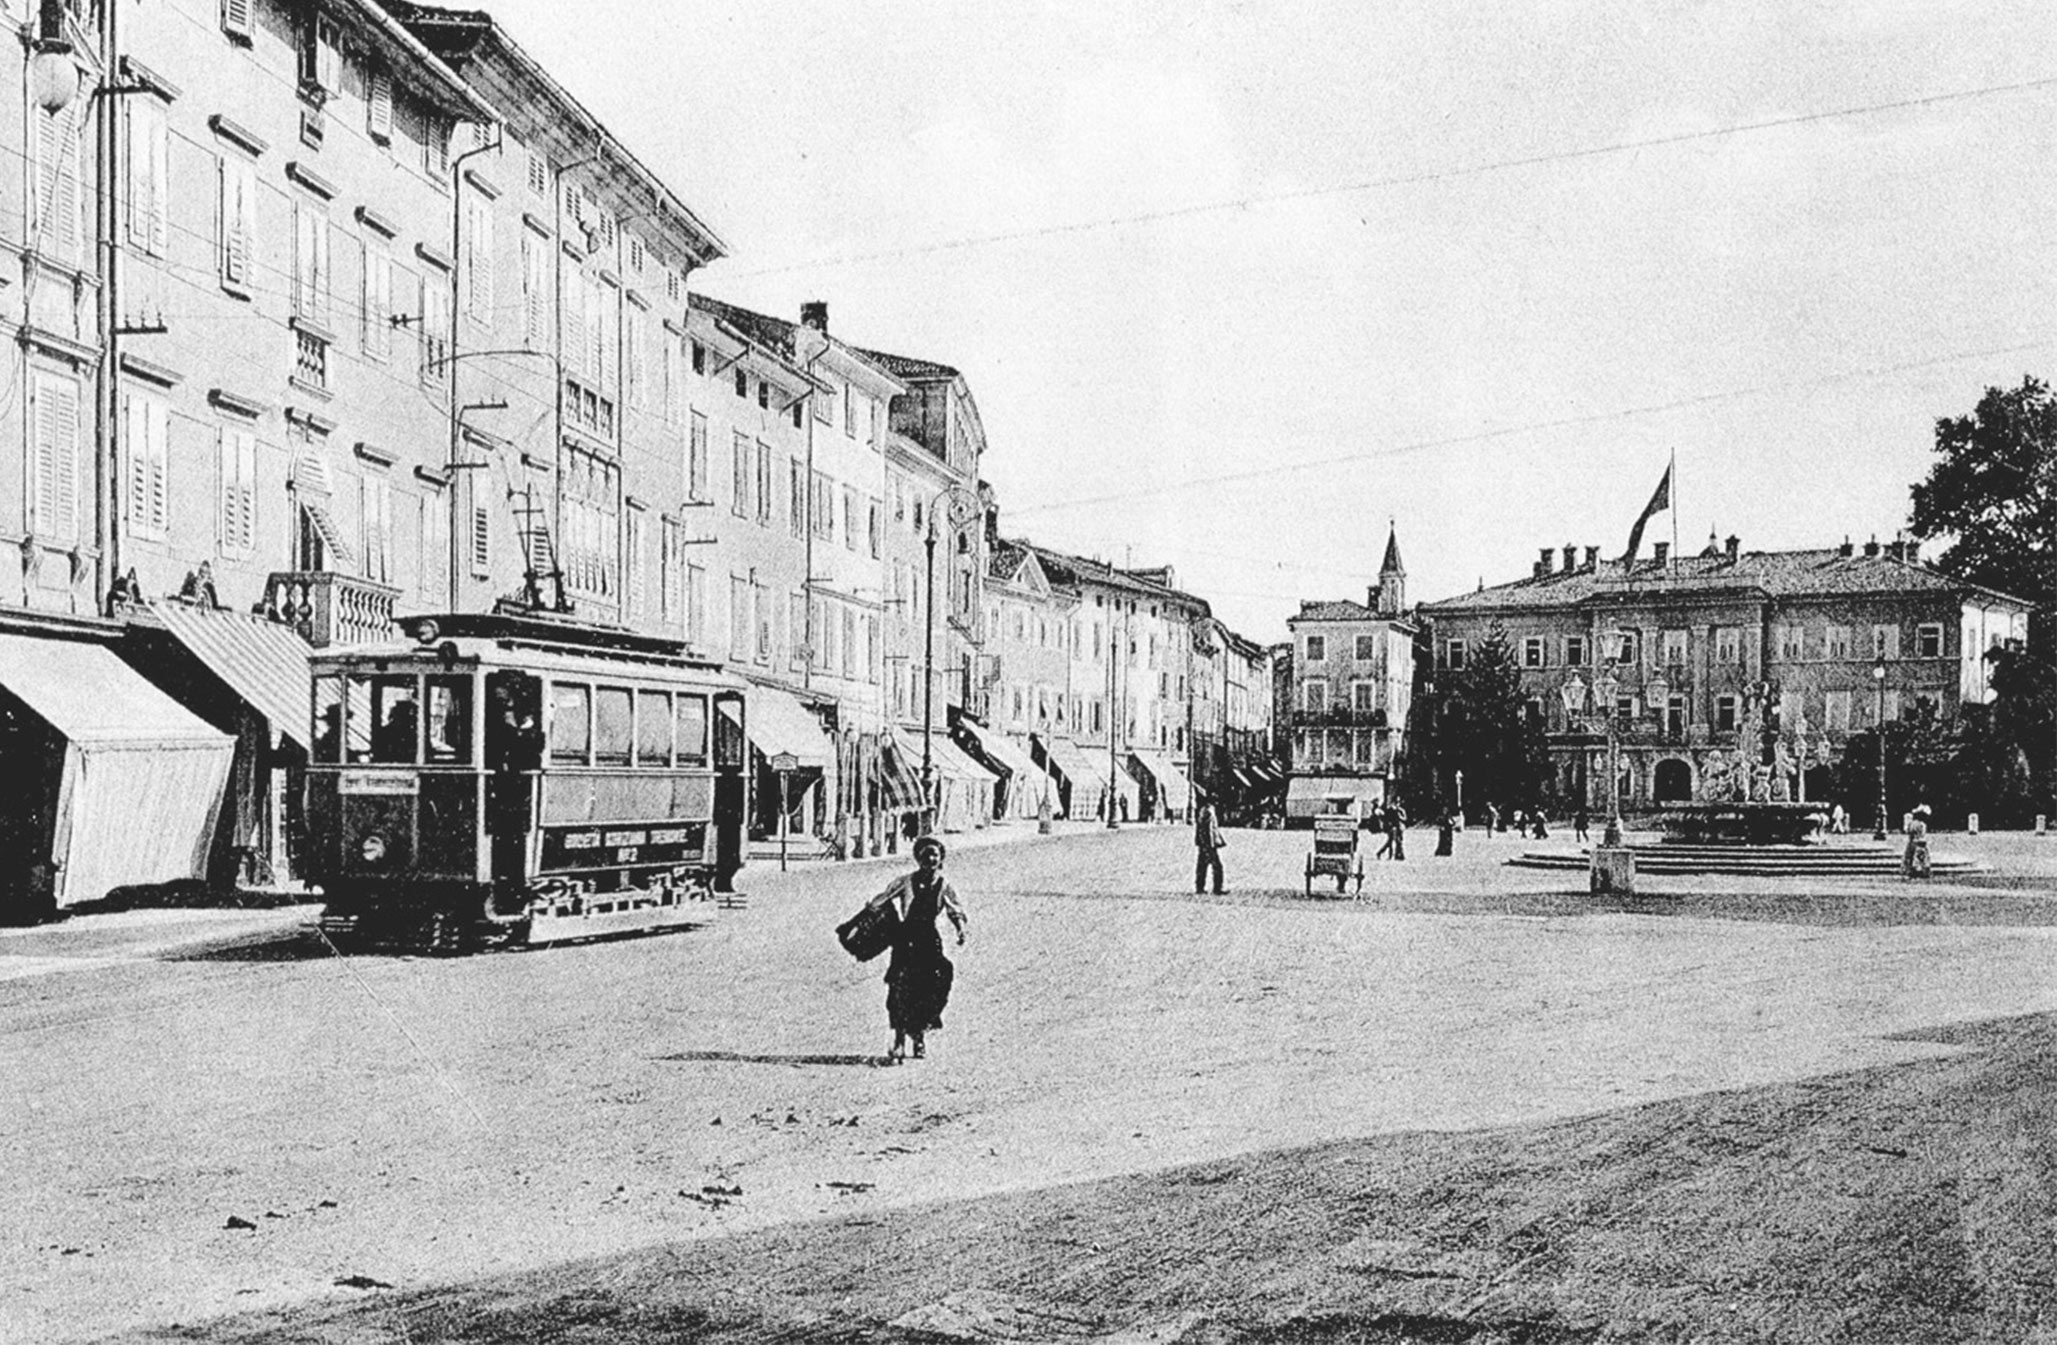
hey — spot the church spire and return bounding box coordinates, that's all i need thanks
[1376,522,1406,616]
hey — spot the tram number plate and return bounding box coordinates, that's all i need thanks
[340,770,418,796]
[541,824,705,871]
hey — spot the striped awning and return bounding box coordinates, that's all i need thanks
[149,601,313,749]
[875,737,924,810]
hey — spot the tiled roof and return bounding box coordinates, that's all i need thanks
[1022,544,1209,614]
[689,293,798,358]
[854,347,960,382]
[987,539,1030,581]
[1420,547,2031,614]
[1293,600,1379,622]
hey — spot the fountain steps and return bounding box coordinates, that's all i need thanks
[1507,844,1983,876]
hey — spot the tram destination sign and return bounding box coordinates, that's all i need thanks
[539,822,707,872]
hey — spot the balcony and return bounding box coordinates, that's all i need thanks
[1291,707,1390,729]
[264,570,399,648]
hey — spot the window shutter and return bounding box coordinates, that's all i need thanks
[148,401,170,536]
[126,105,148,247]
[36,103,81,258]
[367,70,392,142]
[522,231,546,348]
[470,502,490,575]
[218,429,257,554]
[148,111,170,256]
[32,372,78,542]
[222,0,253,40]
[466,197,493,321]
[123,393,146,529]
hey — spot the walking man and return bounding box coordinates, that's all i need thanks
[1386,799,1408,861]
[1193,799,1227,894]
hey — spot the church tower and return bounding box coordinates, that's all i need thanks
[1376,524,1406,617]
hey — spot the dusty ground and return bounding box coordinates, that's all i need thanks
[6,826,2057,1343]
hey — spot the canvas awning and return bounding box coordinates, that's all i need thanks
[1039,735,1109,798]
[956,719,1046,782]
[746,685,834,768]
[0,633,233,906]
[1285,775,1385,819]
[897,729,996,783]
[874,737,924,810]
[150,601,314,749]
[1129,750,1192,811]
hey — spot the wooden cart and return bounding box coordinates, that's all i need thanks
[1305,798,1366,897]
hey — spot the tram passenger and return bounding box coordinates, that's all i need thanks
[868,835,968,1063]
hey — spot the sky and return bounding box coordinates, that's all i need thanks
[476,0,2057,643]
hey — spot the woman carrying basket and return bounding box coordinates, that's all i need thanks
[870,835,968,1063]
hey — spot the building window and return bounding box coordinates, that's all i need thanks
[1873,625,1900,659]
[868,500,881,557]
[686,563,706,646]
[1665,630,1690,666]
[1523,636,1546,668]
[464,195,494,325]
[294,205,333,327]
[1777,625,1805,660]
[564,377,614,438]
[127,100,170,257]
[358,474,392,584]
[1824,689,1852,731]
[789,459,805,538]
[217,154,256,289]
[731,432,750,518]
[1827,625,1851,659]
[658,517,684,623]
[842,488,857,550]
[1305,635,1326,662]
[222,0,254,42]
[294,329,329,392]
[1355,634,1377,661]
[1715,695,1738,732]
[811,471,833,539]
[361,240,392,360]
[1564,634,1588,666]
[1352,681,1377,711]
[419,275,450,388]
[756,441,773,527]
[122,391,170,540]
[624,306,647,408]
[1882,688,1902,723]
[734,368,747,399]
[218,426,257,556]
[691,341,706,375]
[1444,639,1466,670]
[1916,623,1943,658]
[1303,680,1328,712]
[1666,694,1685,738]
[688,411,708,501]
[469,498,490,576]
[563,449,620,599]
[624,507,646,620]
[729,576,750,661]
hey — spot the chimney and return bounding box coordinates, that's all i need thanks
[1560,543,1575,573]
[1903,538,1920,565]
[1538,547,1555,578]
[1653,540,1670,567]
[1584,546,1599,569]
[1838,535,1853,558]
[800,300,829,332]
[1725,534,1740,561]
[1863,535,1880,558]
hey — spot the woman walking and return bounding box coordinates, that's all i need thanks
[872,835,968,1063]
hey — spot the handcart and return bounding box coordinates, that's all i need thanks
[1305,796,1366,897]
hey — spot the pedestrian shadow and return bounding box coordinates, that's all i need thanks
[656,1049,881,1068]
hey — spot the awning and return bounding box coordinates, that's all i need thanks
[1040,735,1109,798]
[1286,775,1385,819]
[746,685,834,768]
[0,633,233,906]
[874,738,924,810]
[898,729,996,783]
[1129,750,1192,811]
[149,601,314,749]
[956,719,1046,782]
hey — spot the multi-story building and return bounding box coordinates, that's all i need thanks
[1190,617,1279,820]
[1282,528,1416,819]
[862,345,993,834]
[1415,533,2034,816]
[1026,545,1205,822]
[971,532,1072,819]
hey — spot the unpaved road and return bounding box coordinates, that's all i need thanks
[6,827,2057,1342]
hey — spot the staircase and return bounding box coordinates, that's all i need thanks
[1508,843,1985,878]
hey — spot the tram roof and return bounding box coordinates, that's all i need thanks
[312,611,744,686]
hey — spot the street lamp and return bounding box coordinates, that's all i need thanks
[1592,661,1623,846]
[1873,659,1888,840]
[920,482,980,834]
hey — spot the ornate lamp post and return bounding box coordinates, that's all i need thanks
[1873,659,1889,840]
[1592,662,1623,846]
[1559,672,1588,818]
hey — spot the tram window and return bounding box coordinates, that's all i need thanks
[549,684,592,765]
[713,695,745,768]
[635,690,673,767]
[594,687,634,765]
[425,676,474,764]
[312,676,343,763]
[676,694,709,765]
[366,675,421,764]
[344,676,374,761]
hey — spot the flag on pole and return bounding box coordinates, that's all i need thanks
[1622,462,1673,563]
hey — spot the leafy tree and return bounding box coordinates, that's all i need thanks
[1910,376,2057,815]
[1429,623,1547,815]
[1911,375,2057,614]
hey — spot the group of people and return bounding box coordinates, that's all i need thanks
[1475,802,1567,840]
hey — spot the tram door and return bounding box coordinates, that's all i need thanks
[485,671,543,902]
[712,691,747,892]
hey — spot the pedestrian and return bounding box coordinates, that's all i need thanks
[1484,802,1500,837]
[1829,802,1847,835]
[1511,807,1527,839]
[1573,805,1589,843]
[869,835,968,1063]
[1531,808,1549,840]
[1434,809,1454,857]
[1386,800,1408,861]
[1373,803,1394,860]
[1903,804,1932,879]
[1193,799,1227,895]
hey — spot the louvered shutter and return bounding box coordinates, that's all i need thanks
[318,215,332,326]
[367,70,392,142]
[522,231,546,348]
[219,158,253,284]
[33,372,78,542]
[36,103,80,259]
[471,502,490,574]
[148,111,169,256]
[123,393,145,529]
[222,0,253,40]
[147,401,170,536]
[466,197,493,322]
[125,105,148,247]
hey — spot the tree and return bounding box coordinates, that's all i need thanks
[1911,375,2057,614]
[1430,624,1547,815]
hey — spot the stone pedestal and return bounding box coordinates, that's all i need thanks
[1590,845,1636,896]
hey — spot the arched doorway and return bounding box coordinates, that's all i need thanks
[1654,758,1693,803]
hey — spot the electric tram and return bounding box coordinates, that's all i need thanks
[304,611,749,950]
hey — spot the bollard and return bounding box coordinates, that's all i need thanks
[1589,845,1636,896]
[1968,812,1979,837]
[2040,814,2049,837]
